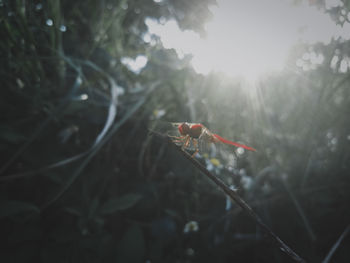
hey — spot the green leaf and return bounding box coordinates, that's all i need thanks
[164,208,180,218]
[116,224,145,263]
[63,207,81,216]
[0,126,26,144]
[100,194,142,215]
[0,201,40,219]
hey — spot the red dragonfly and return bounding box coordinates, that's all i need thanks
[170,122,256,156]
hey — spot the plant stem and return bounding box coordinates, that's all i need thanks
[151,131,307,263]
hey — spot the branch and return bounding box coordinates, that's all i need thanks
[322,224,350,263]
[151,131,306,263]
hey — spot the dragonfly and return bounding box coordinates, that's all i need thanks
[169,122,256,157]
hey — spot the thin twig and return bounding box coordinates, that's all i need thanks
[281,177,317,241]
[0,151,88,181]
[322,224,350,263]
[151,131,307,263]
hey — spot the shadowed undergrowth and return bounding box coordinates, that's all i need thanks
[1,1,350,262]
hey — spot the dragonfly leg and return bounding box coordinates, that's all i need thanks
[182,135,191,150]
[168,135,186,139]
[169,134,186,145]
[191,139,199,157]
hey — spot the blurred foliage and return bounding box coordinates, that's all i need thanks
[1,0,350,262]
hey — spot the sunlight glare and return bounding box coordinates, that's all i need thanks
[146,0,350,81]
[121,55,148,74]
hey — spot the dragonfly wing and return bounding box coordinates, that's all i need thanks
[198,137,212,154]
[197,129,215,155]
[198,135,233,159]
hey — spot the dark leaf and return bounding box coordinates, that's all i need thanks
[100,194,142,215]
[0,201,40,219]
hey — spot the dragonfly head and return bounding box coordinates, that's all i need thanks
[178,122,190,135]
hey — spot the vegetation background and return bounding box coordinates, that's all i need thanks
[1,0,350,262]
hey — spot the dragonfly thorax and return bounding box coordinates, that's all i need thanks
[178,123,203,139]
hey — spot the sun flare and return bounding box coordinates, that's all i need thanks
[147,0,348,81]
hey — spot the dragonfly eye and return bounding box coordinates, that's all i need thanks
[179,123,190,135]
